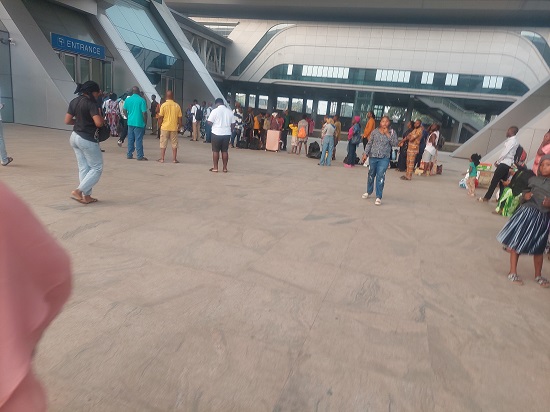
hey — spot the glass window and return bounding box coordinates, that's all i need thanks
[235,93,246,106]
[64,54,76,81]
[329,102,338,116]
[249,94,257,108]
[277,97,289,110]
[421,72,434,85]
[341,102,354,118]
[291,98,303,112]
[445,73,459,86]
[306,99,313,114]
[258,95,268,110]
[79,57,90,83]
[375,69,410,83]
[91,59,103,89]
[317,100,328,116]
[482,75,504,89]
[105,1,176,57]
[287,64,293,76]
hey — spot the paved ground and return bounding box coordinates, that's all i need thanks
[2,124,550,412]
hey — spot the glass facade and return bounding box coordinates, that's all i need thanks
[106,1,183,102]
[263,64,529,97]
[0,30,13,122]
[521,31,550,69]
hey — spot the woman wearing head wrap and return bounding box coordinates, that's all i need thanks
[497,154,550,287]
[105,93,120,138]
[0,182,72,411]
[64,81,104,204]
[344,116,362,168]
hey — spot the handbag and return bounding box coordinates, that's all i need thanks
[350,126,361,145]
[94,124,110,142]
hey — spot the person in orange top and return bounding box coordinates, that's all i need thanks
[362,110,376,150]
[400,119,423,180]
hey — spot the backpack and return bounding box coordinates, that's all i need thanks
[194,105,204,121]
[306,141,321,158]
[514,144,527,164]
[298,126,307,139]
[437,135,445,150]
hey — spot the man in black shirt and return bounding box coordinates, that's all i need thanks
[150,95,159,135]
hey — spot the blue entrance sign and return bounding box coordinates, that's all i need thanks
[51,33,105,60]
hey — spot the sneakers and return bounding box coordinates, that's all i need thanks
[117,140,122,147]
[375,198,382,206]
[361,193,370,199]
[344,164,352,168]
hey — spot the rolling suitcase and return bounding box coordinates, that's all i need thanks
[265,130,280,152]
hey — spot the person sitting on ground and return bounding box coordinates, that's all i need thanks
[157,91,182,164]
[497,154,550,287]
[297,114,309,156]
[289,119,299,154]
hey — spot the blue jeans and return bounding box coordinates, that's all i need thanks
[205,123,212,143]
[230,128,241,146]
[346,142,358,165]
[0,121,9,164]
[320,136,334,166]
[70,132,103,196]
[367,157,390,199]
[127,126,145,159]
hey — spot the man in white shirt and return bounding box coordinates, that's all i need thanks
[207,98,235,173]
[191,99,201,141]
[480,126,519,202]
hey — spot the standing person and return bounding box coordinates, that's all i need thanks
[415,123,428,169]
[333,115,341,161]
[421,124,440,176]
[400,119,423,180]
[289,119,299,154]
[157,91,182,164]
[150,95,159,135]
[262,112,271,149]
[230,104,243,148]
[282,109,291,151]
[307,115,315,136]
[253,112,263,139]
[466,154,481,197]
[297,114,309,156]
[191,99,202,141]
[244,107,254,145]
[117,93,129,147]
[319,117,336,166]
[362,110,376,151]
[361,115,399,205]
[64,81,104,204]
[0,182,72,412]
[207,98,235,173]
[396,121,413,172]
[0,101,13,166]
[532,129,550,173]
[204,102,213,143]
[497,155,550,287]
[123,86,148,161]
[479,126,519,202]
[182,104,192,136]
[105,93,120,137]
[155,97,165,140]
[344,116,362,168]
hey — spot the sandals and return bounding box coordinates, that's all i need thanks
[1,157,13,166]
[507,273,523,285]
[209,168,218,173]
[535,276,550,288]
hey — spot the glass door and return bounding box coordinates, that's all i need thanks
[64,54,77,81]
[79,57,91,83]
[0,30,13,122]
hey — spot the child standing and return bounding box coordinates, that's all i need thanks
[497,154,550,287]
[288,120,299,154]
[467,153,481,196]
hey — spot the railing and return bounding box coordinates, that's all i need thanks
[418,96,488,131]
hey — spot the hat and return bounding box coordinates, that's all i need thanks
[354,116,361,123]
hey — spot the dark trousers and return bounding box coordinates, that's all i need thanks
[281,129,289,150]
[119,118,128,142]
[484,163,510,200]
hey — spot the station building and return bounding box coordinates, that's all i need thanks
[1,0,550,161]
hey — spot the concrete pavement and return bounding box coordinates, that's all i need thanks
[1,124,550,412]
